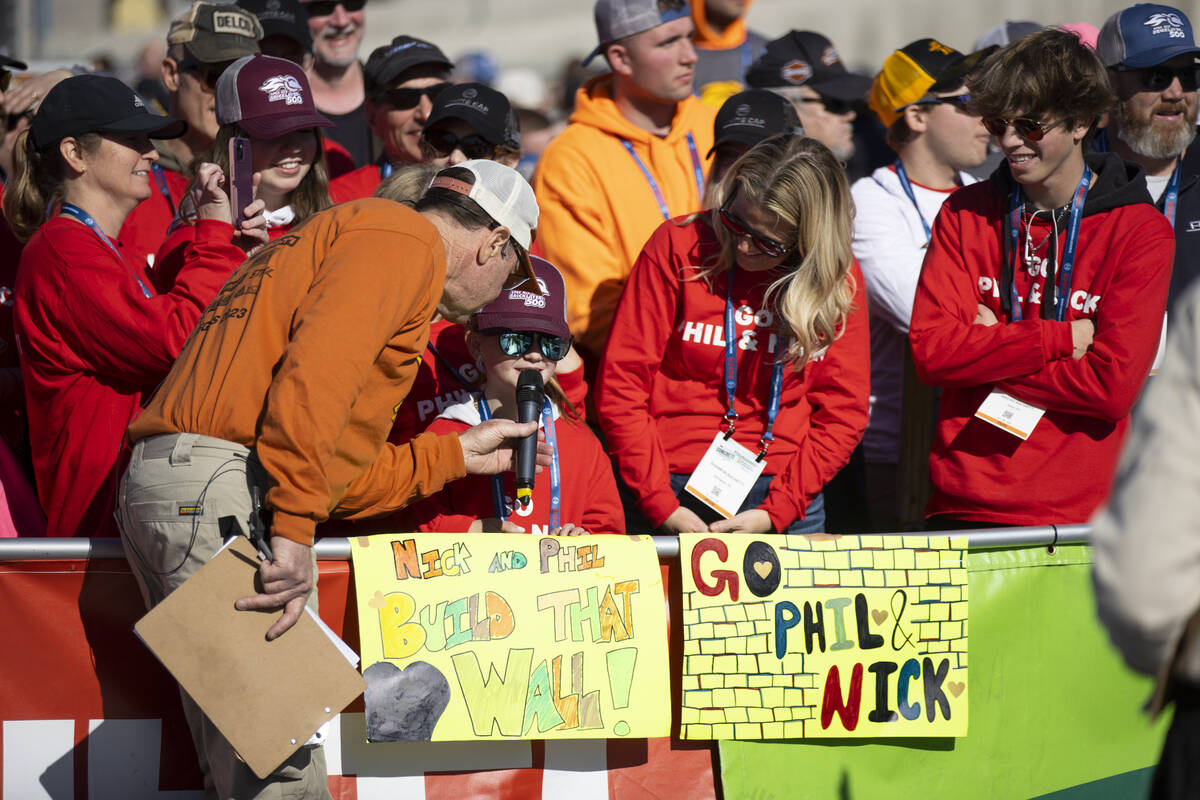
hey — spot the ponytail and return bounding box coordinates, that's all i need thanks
[2,130,102,243]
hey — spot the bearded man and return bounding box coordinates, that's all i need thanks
[1099,3,1200,306]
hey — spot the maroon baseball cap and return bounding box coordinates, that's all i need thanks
[473,256,570,339]
[216,53,333,139]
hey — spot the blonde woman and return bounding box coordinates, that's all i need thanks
[596,134,865,534]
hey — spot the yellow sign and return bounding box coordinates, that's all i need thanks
[680,533,968,739]
[350,533,671,741]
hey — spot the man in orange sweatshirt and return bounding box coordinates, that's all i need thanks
[116,160,545,800]
[533,0,716,369]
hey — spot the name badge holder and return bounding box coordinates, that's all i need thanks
[684,267,785,517]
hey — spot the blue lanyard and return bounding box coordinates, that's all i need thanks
[894,160,932,244]
[1006,166,1091,322]
[475,395,561,527]
[723,266,785,458]
[151,164,175,216]
[426,340,477,392]
[620,132,705,221]
[1097,129,1181,229]
[60,203,154,299]
[378,160,394,181]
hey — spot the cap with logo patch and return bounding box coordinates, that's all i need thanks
[869,38,996,128]
[217,54,333,138]
[708,89,804,157]
[473,256,570,339]
[427,159,540,288]
[583,0,692,66]
[236,0,312,53]
[1098,3,1200,68]
[30,74,186,149]
[168,1,263,63]
[744,30,871,102]
[364,36,453,94]
[425,83,521,150]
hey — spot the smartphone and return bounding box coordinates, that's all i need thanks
[228,136,253,230]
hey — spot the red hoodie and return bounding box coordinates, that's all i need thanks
[15,217,240,536]
[408,399,624,535]
[595,216,869,531]
[910,153,1174,524]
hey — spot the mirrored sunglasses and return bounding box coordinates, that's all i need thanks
[304,0,366,17]
[1113,63,1200,93]
[717,206,792,259]
[374,82,449,110]
[981,116,1063,142]
[424,128,497,160]
[495,331,571,361]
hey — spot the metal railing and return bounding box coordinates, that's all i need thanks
[0,524,1092,561]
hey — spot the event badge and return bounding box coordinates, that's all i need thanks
[684,432,767,518]
[974,390,1045,440]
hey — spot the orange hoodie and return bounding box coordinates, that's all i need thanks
[532,75,715,362]
[128,198,466,546]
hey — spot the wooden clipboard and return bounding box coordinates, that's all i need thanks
[134,536,365,778]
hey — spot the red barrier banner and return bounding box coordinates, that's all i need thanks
[0,556,716,799]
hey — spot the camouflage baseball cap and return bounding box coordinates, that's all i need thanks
[168,1,263,63]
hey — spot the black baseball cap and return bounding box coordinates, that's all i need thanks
[237,0,313,52]
[0,55,27,71]
[364,36,453,95]
[709,89,804,157]
[30,74,187,150]
[425,83,520,150]
[745,30,871,102]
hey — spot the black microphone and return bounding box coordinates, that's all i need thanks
[515,370,543,507]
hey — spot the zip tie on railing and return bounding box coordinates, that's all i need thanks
[1048,524,1059,555]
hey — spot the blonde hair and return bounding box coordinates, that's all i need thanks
[701,134,855,365]
[373,163,437,206]
[2,130,102,242]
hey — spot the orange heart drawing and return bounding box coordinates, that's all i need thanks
[753,561,773,579]
[872,609,888,625]
[948,681,965,698]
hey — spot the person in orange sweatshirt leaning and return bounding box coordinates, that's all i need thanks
[533,0,716,372]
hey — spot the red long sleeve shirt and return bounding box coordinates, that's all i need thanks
[595,216,868,531]
[909,155,1174,524]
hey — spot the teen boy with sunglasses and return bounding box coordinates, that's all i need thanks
[910,28,1174,528]
[1098,3,1200,308]
[851,38,993,529]
[420,82,522,169]
[329,35,454,201]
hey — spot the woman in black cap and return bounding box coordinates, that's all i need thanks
[2,74,240,538]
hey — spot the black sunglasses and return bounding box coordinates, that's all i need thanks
[798,96,855,115]
[914,92,972,111]
[981,116,1065,142]
[423,128,497,160]
[374,82,450,110]
[304,0,366,16]
[177,57,234,92]
[491,331,571,361]
[717,205,792,259]
[1113,63,1200,93]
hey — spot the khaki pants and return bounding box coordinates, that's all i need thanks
[116,433,329,800]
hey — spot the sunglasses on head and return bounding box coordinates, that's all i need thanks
[717,205,793,259]
[304,0,366,16]
[374,82,450,110]
[177,57,234,91]
[491,330,571,361]
[1113,62,1200,93]
[798,95,855,115]
[914,92,972,110]
[424,128,497,160]
[981,115,1064,142]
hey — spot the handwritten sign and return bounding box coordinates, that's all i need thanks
[680,533,968,739]
[350,533,670,741]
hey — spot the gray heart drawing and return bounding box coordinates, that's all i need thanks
[364,661,451,742]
